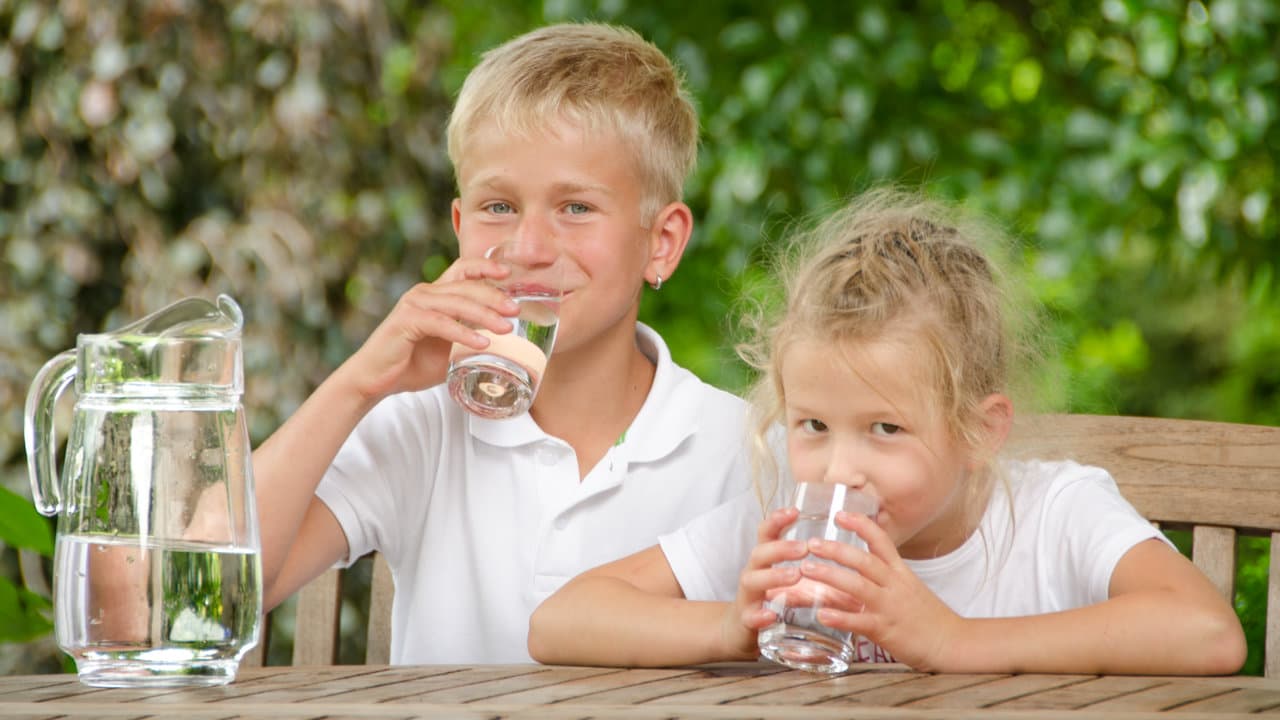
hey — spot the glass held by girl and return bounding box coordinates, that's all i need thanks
[528,189,1247,675]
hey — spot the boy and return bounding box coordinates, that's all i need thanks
[251,22,751,663]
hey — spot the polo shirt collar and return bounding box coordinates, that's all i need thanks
[466,323,699,463]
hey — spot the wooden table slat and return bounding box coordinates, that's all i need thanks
[824,672,1006,706]
[2,663,1280,718]
[992,675,1172,710]
[905,673,1093,709]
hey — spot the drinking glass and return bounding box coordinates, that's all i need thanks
[757,482,879,674]
[447,242,563,419]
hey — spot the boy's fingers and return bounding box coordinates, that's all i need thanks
[437,256,511,283]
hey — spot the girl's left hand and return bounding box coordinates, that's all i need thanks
[800,512,963,672]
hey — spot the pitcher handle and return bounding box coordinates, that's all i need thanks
[24,350,77,516]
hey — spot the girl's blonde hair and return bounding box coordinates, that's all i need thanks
[446,22,698,225]
[738,188,1048,509]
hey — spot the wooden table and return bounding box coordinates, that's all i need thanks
[2,663,1279,719]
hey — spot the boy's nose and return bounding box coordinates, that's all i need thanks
[507,218,560,265]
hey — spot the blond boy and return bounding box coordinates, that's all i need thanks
[251,23,751,663]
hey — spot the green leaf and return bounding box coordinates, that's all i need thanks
[0,577,54,643]
[0,486,55,556]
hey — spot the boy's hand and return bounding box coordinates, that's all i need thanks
[799,512,964,672]
[719,507,809,659]
[344,256,518,402]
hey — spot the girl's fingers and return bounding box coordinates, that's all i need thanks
[798,557,871,606]
[740,604,780,631]
[745,536,807,572]
[838,512,898,563]
[756,507,798,544]
[740,564,801,598]
[806,513,898,585]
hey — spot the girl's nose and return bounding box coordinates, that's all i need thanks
[823,449,868,488]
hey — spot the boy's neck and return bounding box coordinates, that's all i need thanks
[530,323,656,481]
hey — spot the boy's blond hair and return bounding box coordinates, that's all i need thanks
[446,22,698,224]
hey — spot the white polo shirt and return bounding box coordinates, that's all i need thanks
[315,323,751,664]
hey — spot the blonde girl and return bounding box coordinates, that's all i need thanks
[529,189,1246,675]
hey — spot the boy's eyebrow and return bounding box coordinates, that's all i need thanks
[548,180,615,196]
[465,174,615,197]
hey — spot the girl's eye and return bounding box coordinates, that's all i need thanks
[800,419,828,433]
[872,422,902,436]
[565,202,590,215]
[485,202,514,215]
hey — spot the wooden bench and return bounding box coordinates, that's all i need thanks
[245,414,1280,676]
[242,552,394,666]
[1011,413,1280,677]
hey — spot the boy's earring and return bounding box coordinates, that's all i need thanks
[649,273,663,291]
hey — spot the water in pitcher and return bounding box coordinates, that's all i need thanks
[54,534,262,687]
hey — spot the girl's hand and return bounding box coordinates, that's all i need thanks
[718,507,809,659]
[800,512,964,671]
[343,256,517,403]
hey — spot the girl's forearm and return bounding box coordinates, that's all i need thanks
[529,576,749,667]
[937,591,1246,675]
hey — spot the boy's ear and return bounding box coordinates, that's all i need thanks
[645,201,693,287]
[451,198,462,237]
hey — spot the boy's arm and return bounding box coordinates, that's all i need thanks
[254,259,518,609]
[254,369,376,609]
[528,545,753,667]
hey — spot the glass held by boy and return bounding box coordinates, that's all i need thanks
[528,189,1247,675]
[249,22,752,664]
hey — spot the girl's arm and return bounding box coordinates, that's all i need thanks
[808,514,1247,675]
[526,545,735,666]
[529,508,811,666]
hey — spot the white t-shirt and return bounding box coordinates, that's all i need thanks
[315,323,751,664]
[660,459,1169,662]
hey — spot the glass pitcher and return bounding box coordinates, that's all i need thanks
[24,294,262,688]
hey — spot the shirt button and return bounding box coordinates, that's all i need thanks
[553,516,569,530]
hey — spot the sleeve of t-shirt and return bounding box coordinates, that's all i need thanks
[658,489,768,602]
[314,391,441,567]
[1039,461,1172,607]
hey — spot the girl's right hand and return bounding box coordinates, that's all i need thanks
[719,507,808,658]
[341,255,519,403]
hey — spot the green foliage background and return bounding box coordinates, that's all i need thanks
[1,0,1276,674]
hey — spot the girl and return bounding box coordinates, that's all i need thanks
[528,189,1247,674]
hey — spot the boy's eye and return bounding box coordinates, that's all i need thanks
[485,202,514,215]
[872,422,901,436]
[800,419,828,433]
[565,202,590,215]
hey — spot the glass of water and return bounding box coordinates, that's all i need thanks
[447,242,564,419]
[757,482,879,674]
